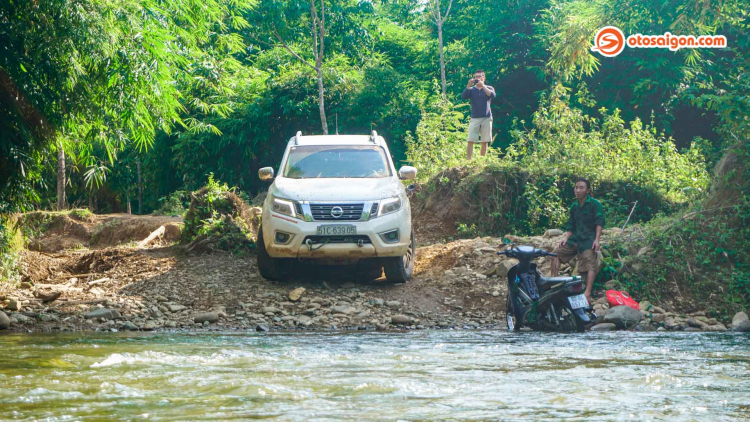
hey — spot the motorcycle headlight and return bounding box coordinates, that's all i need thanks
[378,196,402,216]
[271,196,297,218]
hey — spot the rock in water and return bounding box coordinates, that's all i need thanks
[604,306,643,329]
[590,323,617,331]
[733,321,750,332]
[256,324,270,332]
[391,315,411,325]
[732,312,749,328]
[289,287,306,302]
[194,312,220,324]
[0,311,9,330]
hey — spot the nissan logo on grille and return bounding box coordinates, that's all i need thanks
[330,206,344,218]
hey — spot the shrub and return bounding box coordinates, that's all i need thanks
[0,214,24,285]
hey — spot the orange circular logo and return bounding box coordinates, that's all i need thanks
[591,26,625,57]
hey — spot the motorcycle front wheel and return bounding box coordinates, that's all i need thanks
[506,294,521,332]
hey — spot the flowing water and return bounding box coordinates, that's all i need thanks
[1,331,749,421]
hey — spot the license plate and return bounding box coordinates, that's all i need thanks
[568,294,589,309]
[316,225,356,236]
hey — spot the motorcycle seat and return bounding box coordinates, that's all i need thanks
[537,276,576,288]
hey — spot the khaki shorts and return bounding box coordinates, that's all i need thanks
[468,117,492,143]
[552,244,598,273]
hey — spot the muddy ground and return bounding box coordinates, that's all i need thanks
[0,213,734,333]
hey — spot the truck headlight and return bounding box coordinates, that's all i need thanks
[378,197,402,216]
[271,197,297,218]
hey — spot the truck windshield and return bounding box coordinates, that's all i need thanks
[283,145,392,178]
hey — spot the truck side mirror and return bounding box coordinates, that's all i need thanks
[398,166,417,180]
[258,167,275,181]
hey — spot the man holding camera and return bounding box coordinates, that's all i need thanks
[461,69,496,158]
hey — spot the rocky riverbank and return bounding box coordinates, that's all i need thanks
[1,218,747,334]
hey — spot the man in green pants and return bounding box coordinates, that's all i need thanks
[550,178,604,304]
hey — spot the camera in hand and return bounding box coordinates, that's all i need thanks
[473,78,479,84]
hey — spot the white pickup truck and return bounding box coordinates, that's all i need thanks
[256,131,416,284]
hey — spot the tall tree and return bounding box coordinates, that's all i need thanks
[430,0,454,98]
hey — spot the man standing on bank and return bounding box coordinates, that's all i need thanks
[461,69,496,158]
[550,178,604,304]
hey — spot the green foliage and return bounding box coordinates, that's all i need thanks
[154,191,190,217]
[0,215,24,284]
[604,141,750,315]
[413,90,709,236]
[182,175,258,254]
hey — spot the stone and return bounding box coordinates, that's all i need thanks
[639,301,652,311]
[604,306,643,329]
[604,280,617,289]
[168,304,187,312]
[637,247,652,256]
[657,327,667,332]
[385,301,401,308]
[635,323,656,332]
[544,229,564,237]
[262,306,281,314]
[651,306,666,314]
[155,295,168,302]
[256,324,270,332]
[651,313,666,323]
[590,323,617,331]
[194,312,220,324]
[732,321,750,332]
[84,308,120,320]
[376,324,388,331]
[10,313,32,324]
[391,315,411,325]
[165,321,177,328]
[297,315,312,326]
[289,287,306,302]
[371,298,385,306]
[495,261,515,278]
[0,311,9,329]
[706,324,727,332]
[732,312,749,328]
[331,305,355,314]
[122,321,139,331]
[684,327,703,332]
[688,318,710,330]
[20,282,32,289]
[492,291,500,297]
[6,299,21,312]
[39,314,58,322]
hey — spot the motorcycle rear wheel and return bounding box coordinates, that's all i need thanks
[559,305,586,333]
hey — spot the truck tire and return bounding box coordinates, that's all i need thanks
[383,229,415,284]
[257,226,281,281]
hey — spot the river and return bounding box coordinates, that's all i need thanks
[1,331,748,420]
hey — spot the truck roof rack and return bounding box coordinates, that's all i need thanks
[294,131,302,145]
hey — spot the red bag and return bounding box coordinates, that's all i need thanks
[606,290,639,310]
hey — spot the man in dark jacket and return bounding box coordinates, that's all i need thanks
[461,69,496,158]
[550,178,604,303]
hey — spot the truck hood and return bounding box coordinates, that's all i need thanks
[271,177,402,202]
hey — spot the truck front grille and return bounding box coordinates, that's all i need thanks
[310,203,364,221]
[303,235,372,244]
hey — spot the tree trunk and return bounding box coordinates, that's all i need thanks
[137,159,143,215]
[56,142,66,210]
[126,193,132,214]
[438,19,446,98]
[317,66,328,134]
[88,191,94,212]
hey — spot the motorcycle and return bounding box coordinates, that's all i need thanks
[498,246,596,332]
